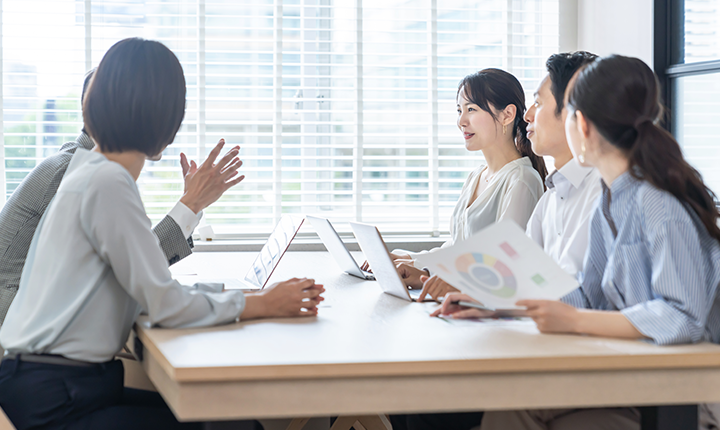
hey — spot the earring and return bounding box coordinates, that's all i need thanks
[579,141,586,163]
[503,124,507,135]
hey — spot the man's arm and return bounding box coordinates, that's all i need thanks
[153,215,193,266]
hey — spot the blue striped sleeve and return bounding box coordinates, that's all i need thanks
[560,287,589,308]
[621,217,714,345]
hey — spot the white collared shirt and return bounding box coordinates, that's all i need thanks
[526,158,602,277]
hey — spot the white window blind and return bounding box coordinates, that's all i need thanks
[674,0,720,197]
[683,0,720,63]
[1,0,558,236]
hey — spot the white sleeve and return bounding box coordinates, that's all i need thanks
[80,169,245,328]
[167,201,203,239]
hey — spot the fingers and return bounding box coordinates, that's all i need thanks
[202,138,226,168]
[421,276,441,301]
[418,281,430,302]
[221,158,243,177]
[451,308,485,319]
[180,153,190,176]
[190,160,198,174]
[435,283,458,301]
[436,292,470,315]
[288,277,316,290]
[297,307,319,317]
[516,300,542,312]
[430,307,443,317]
[225,174,246,189]
[216,145,240,170]
[302,288,324,299]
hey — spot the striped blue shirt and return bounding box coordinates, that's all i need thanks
[564,171,720,345]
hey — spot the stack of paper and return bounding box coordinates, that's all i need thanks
[415,220,580,310]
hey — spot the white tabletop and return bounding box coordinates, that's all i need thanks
[133,251,720,420]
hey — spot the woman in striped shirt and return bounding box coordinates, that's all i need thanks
[440,55,720,430]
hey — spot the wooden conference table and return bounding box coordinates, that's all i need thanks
[133,251,720,427]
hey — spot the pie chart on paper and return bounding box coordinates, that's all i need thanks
[455,252,517,298]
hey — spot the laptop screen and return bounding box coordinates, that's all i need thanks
[243,215,305,288]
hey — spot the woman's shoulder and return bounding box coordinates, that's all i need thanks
[63,149,134,194]
[635,181,698,227]
[504,157,544,186]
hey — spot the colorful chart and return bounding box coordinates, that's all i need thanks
[455,252,517,298]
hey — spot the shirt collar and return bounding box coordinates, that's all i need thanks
[605,169,639,197]
[76,132,95,151]
[545,158,594,190]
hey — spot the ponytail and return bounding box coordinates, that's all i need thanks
[568,55,720,242]
[630,123,720,241]
[515,115,547,188]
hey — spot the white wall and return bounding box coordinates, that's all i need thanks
[562,0,654,66]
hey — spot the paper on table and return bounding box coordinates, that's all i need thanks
[415,220,580,310]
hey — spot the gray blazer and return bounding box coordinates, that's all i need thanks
[0,132,193,326]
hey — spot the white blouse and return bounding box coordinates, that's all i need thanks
[405,156,544,260]
[0,149,245,363]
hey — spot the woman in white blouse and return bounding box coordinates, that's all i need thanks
[0,38,323,430]
[394,69,547,300]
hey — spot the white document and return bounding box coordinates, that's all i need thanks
[415,220,580,309]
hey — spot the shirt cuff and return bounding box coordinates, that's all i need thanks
[620,299,703,345]
[168,202,203,239]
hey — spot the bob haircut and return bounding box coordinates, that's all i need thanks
[83,38,186,157]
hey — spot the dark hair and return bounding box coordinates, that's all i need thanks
[458,68,547,184]
[567,55,720,242]
[80,68,96,106]
[546,51,598,116]
[83,38,186,157]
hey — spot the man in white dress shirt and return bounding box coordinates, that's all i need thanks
[397,52,621,430]
[478,53,645,430]
[524,52,602,291]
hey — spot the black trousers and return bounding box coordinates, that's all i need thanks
[390,412,485,430]
[0,357,259,430]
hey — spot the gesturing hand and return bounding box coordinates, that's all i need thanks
[179,138,245,214]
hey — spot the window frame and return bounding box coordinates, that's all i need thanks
[654,0,720,134]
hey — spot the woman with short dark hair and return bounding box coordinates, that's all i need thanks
[0,38,323,430]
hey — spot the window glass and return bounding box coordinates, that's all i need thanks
[673,72,720,195]
[1,0,558,234]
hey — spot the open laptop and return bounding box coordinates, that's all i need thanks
[349,222,428,302]
[175,215,305,291]
[306,215,374,281]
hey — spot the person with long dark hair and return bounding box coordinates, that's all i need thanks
[390,69,548,301]
[0,38,324,430]
[438,55,720,429]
